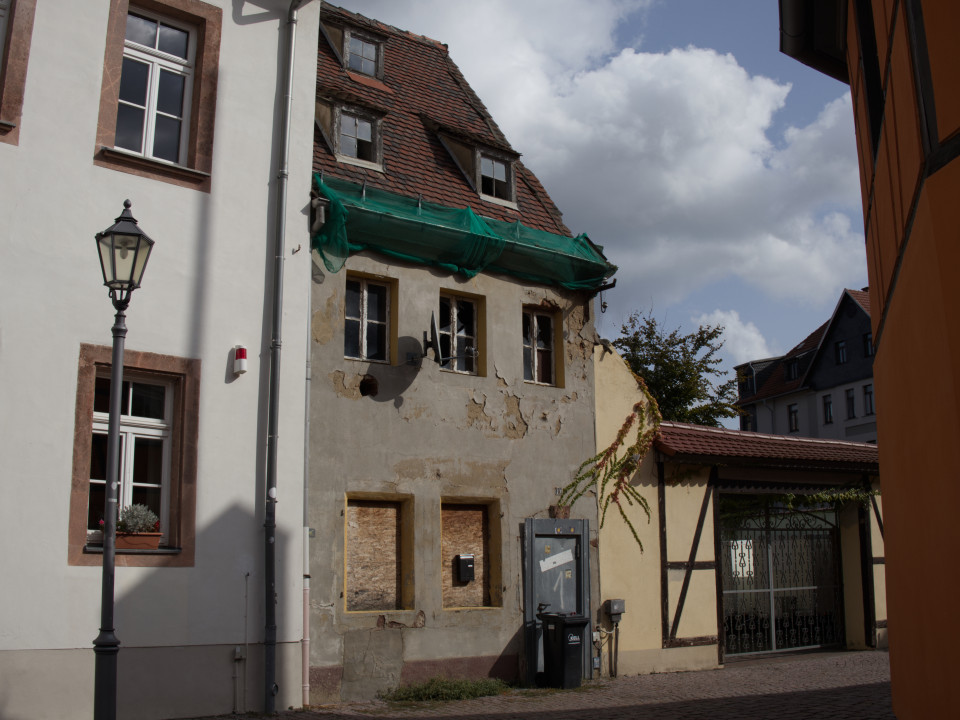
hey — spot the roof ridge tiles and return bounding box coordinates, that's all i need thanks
[324,4,449,52]
[658,420,879,449]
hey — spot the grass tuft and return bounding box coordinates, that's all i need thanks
[378,676,509,703]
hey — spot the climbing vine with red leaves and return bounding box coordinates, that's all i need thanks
[557,375,662,550]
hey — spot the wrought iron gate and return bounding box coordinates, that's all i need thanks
[720,498,844,656]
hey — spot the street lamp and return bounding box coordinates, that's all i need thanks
[93,200,154,720]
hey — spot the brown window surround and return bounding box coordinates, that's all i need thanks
[0,0,38,146]
[68,343,200,567]
[94,0,221,192]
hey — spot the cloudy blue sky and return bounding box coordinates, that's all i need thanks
[335,0,867,390]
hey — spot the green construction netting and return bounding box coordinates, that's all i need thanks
[311,175,616,291]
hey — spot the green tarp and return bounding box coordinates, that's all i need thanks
[311,175,616,291]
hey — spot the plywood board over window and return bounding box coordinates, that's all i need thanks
[346,499,404,611]
[441,503,501,608]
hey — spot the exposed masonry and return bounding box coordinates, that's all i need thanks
[466,395,494,432]
[329,369,363,400]
[393,458,509,488]
[502,395,528,439]
[311,293,341,346]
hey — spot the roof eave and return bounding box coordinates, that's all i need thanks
[779,0,850,84]
[658,451,878,475]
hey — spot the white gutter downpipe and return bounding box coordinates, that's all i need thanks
[302,279,312,706]
[264,0,316,713]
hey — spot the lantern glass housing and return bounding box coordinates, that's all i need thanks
[96,200,154,291]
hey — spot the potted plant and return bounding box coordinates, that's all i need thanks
[115,504,162,550]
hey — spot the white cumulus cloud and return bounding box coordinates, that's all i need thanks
[338,0,866,318]
[693,309,773,367]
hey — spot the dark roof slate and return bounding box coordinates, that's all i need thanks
[314,4,571,236]
[736,288,872,404]
[655,421,878,470]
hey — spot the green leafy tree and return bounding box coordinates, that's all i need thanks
[613,311,739,427]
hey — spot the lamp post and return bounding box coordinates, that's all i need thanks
[93,200,154,720]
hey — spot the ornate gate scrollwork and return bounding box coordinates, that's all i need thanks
[720,498,844,656]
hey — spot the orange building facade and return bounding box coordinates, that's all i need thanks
[780,1,960,717]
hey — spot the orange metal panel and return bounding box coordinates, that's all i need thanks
[888,10,923,236]
[875,178,960,720]
[871,0,890,75]
[872,140,898,294]
[922,1,960,141]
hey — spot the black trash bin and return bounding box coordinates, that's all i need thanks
[537,611,590,689]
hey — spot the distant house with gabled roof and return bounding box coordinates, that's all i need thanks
[735,288,876,443]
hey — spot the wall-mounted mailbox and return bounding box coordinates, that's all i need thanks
[456,554,475,582]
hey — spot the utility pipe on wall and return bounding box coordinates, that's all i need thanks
[264,0,315,713]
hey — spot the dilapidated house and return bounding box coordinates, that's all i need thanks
[305,5,616,702]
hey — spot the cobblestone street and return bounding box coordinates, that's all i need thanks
[186,649,893,720]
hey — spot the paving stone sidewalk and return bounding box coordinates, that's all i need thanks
[185,650,893,720]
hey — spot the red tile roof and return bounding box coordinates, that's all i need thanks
[655,421,879,470]
[314,5,571,236]
[847,287,871,315]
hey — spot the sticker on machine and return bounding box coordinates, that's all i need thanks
[539,548,574,572]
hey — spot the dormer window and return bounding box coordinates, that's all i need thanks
[476,151,516,206]
[316,99,383,170]
[340,27,382,78]
[341,112,375,162]
[435,131,518,207]
[348,35,378,75]
[481,156,510,200]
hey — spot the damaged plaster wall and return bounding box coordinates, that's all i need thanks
[306,252,601,701]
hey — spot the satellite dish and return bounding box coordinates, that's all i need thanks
[429,311,445,365]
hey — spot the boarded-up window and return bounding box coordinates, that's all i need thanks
[346,500,401,611]
[441,504,490,608]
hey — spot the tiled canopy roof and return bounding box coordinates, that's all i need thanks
[314,5,571,236]
[655,421,879,471]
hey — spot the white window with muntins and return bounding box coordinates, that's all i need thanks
[480,154,511,201]
[88,375,173,542]
[115,9,195,164]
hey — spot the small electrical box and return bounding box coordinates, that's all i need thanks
[456,554,475,582]
[605,598,625,624]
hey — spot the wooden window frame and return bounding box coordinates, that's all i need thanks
[522,307,562,387]
[0,0,38,146]
[344,495,414,612]
[69,344,200,567]
[343,28,382,78]
[439,292,484,376]
[477,150,516,207]
[114,8,196,165]
[94,0,221,192]
[344,273,396,364]
[333,104,382,170]
[440,499,503,610]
